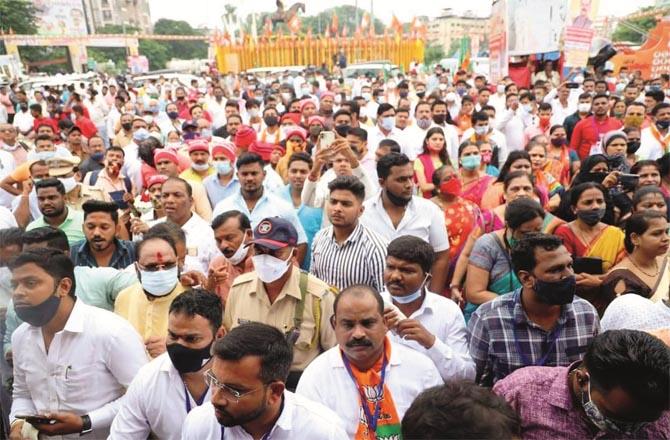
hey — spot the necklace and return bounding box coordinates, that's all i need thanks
[628,254,659,278]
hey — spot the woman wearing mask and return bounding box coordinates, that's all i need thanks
[546,125,579,186]
[431,164,486,293]
[602,131,630,173]
[623,126,642,167]
[554,182,625,302]
[476,140,500,177]
[415,127,450,198]
[458,140,495,207]
[601,211,670,314]
[609,96,626,121]
[462,197,545,321]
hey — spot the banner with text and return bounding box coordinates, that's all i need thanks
[563,0,600,67]
[489,0,508,83]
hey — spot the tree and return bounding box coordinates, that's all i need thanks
[139,39,170,69]
[424,44,445,66]
[0,0,39,34]
[153,19,207,60]
[611,7,657,44]
[446,39,461,58]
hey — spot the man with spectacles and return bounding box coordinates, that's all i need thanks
[181,322,348,439]
[223,217,337,391]
[114,233,186,358]
[110,289,225,440]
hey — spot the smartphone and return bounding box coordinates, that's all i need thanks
[566,82,580,89]
[109,190,129,210]
[318,131,335,150]
[15,414,56,425]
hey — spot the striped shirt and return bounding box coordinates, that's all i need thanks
[467,288,600,386]
[310,222,388,292]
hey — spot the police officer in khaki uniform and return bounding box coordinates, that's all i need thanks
[224,217,337,390]
[46,155,110,210]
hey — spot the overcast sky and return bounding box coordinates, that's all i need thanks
[147,0,655,28]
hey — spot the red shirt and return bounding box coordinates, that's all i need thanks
[75,116,98,138]
[569,115,623,160]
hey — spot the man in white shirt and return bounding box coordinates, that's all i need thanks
[110,289,225,440]
[212,152,308,265]
[160,177,218,275]
[496,93,527,151]
[381,235,475,381]
[401,101,434,160]
[460,110,509,166]
[366,103,406,156]
[429,100,460,160]
[182,322,348,439]
[296,284,442,438]
[360,153,450,294]
[8,247,147,439]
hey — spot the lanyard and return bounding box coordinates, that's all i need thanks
[183,382,208,414]
[342,352,389,438]
[513,319,564,367]
[590,117,607,141]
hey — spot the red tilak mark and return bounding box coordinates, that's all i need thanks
[156,252,163,264]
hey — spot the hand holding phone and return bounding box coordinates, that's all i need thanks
[318,131,335,151]
[15,414,56,425]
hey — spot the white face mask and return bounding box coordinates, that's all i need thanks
[252,251,293,283]
[474,125,489,135]
[59,176,77,193]
[227,240,249,265]
[191,162,210,172]
[578,103,591,113]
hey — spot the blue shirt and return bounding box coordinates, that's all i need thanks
[278,184,323,270]
[202,174,240,208]
[212,189,308,245]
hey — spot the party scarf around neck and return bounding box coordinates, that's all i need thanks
[341,337,401,440]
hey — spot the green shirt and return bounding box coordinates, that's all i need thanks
[3,266,138,355]
[26,207,86,246]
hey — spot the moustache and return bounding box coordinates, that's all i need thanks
[346,339,372,348]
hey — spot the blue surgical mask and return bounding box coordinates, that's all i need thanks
[380,116,395,131]
[461,155,481,170]
[90,152,104,162]
[133,128,150,142]
[138,266,179,297]
[215,160,232,175]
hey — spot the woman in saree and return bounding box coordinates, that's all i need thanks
[554,182,626,305]
[601,211,670,315]
[480,151,544,209]
[526,135,564,212]
[546,124,579,186]
[414,127,450,198]
[430,164,486,289]
[462,197,545,321]
[476,140,500,177]
[457,140,495,207]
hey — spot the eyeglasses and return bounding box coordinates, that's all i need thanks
[204,369,265,404]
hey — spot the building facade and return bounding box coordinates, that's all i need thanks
[427,9,490,53]
[81,0,152,33]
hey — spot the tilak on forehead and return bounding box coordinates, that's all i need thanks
[156,252,163,264]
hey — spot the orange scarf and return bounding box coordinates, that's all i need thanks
[651,124,670,153]
[341,338,401,440]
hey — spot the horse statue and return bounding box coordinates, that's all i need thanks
[271,0,306,26]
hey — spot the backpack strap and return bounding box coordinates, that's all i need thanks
[89,170,100,186]
[123,176,132,193]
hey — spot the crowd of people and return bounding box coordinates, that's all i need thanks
[0,58,668,439]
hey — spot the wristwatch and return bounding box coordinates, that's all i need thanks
[80,414,92,435]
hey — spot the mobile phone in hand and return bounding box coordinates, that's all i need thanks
[318,131,335,150]
[15,414,56,425]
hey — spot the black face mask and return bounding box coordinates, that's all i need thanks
[264,116,278,127]
[385,188,412,207]
[584,171,608,184]
[167,342,213,374]
[399,91,409,98]
[121,122,133,131]
[15,294,61,327]
[576,208,606,226]
[335,124,350,137]
[533,275,576,305]
[627,141,641,155]
[433,114,446,125]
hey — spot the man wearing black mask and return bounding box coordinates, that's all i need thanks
[8,248,147,439]
[110,289,224,440]
[468,233,600,386]
[361,153,450,294]
[258,107,281,145]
